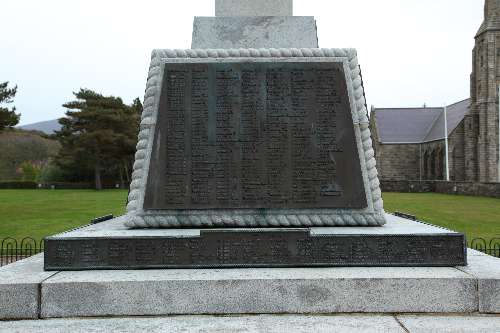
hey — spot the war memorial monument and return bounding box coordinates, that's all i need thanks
[1,0,499,330]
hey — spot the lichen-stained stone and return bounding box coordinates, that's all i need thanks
[192,17,318,49]
[0,254,57,319]
[215,0,293,17]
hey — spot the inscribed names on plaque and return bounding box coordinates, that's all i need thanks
[144,61,366,210]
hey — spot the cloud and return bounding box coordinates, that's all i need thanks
[0,0,482,125]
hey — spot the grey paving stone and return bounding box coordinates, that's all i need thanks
[397,314,500,333]
[457,254,500,313]
[215,0,293,16]
[0,254,57,319]
[41,265,476,318]
[191,17,318,49]
[0,314,405,333]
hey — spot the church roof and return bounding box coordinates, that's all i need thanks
[372,99,470,144]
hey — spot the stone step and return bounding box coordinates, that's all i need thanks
[42,263,477,318]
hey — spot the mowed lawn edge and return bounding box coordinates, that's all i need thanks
[383,192,500,241]
[0,190,498,242]
[0,189,128,240]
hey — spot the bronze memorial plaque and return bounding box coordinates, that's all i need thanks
[144,61,366,210]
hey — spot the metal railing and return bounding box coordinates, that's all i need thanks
[470,238,500,258]
[0,237,44,267]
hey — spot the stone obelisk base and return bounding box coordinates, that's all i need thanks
[43,214,466,270]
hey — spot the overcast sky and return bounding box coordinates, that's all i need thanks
[1,0,483,125]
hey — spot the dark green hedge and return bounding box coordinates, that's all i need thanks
[0,182,128,189]
[0,181,38,189]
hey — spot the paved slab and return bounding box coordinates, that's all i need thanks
[3,314,500,332]
[0,314,406,333]
[398,314,500,333]
[216,0,293,16]
[0,254,57,319]
[191,17,318,49]
[41,264,476,318]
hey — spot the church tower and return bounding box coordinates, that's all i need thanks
[467,0,500,182]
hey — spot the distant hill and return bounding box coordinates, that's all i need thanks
[18,119,61,134]
[0,129,60,181]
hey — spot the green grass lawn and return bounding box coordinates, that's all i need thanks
[0,190,498,243]
[0,189,128,240]
[383,192,500,241]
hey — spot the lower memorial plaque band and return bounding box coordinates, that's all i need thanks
[44,230,467,270]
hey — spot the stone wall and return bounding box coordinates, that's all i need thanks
[381,180,500,198]
[380,180,436,193]
[373,121,466,182]
[420,141,445,180]
[375,144,421,180]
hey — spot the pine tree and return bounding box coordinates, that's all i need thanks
[56,89,140,190]
[0,82,21,131]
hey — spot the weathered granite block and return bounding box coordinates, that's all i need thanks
[215,0,293,17]
[191,17,318,49]
[0,254,56,319]
[457,252,500,313]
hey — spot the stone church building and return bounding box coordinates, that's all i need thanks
[371,0,500,183]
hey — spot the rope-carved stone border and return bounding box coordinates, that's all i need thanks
[124,48,385,228]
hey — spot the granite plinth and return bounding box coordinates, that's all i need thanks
[191,17,318,49]
[0,254,57,319]
[458,250,500,313]
[44,214,466,270]
[215,0,293,16]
